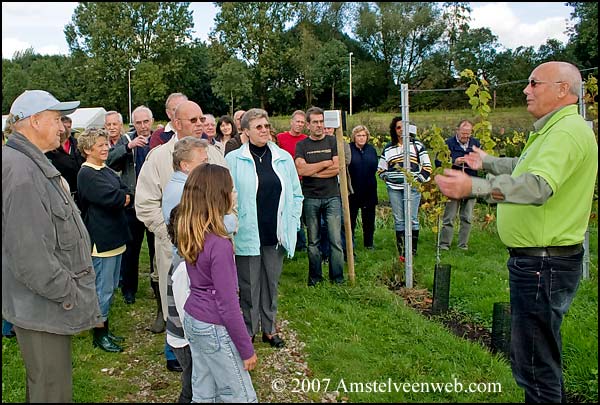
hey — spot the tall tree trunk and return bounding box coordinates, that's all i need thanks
[331,83,335,109]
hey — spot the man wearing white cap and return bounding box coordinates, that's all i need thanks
[2,90,102,402]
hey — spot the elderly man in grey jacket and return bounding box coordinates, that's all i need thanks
[2,90,102,402]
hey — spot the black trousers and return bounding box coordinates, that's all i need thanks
[121,207,155,297]
[349,201,376,248]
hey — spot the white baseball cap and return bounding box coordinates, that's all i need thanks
[10,90,80,122]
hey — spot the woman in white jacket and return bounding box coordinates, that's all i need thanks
[225,108,303,348]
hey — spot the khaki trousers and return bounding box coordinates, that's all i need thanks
[152,233,173,320]
[14,326,72,403]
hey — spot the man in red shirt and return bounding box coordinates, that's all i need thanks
[277,110,307,158]
[277,110,308,251]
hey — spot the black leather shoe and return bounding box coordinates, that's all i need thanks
[93,333,123,353]
[123,293,135,304]
[262,333,285,348]
[107,330,125,343]
[167,359,183,372]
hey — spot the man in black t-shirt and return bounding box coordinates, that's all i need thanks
[294,107,344,286]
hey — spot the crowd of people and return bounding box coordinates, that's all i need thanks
[2,61,596,403]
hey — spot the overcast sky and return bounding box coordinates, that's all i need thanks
[1,2,573,60]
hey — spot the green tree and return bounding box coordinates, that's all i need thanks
[354,2,446,101]
[211,2,294,110]
[452,27,499,83]
[289,23,323,108]
[536,39,572,64]
[441,2,471,77]
[64,2,193,114]
[2,50,73,113]
[211,58,253,116]
[314,39,349,109]
[492,47,538,108]
[566,2,597,68]
[2,62,28,114]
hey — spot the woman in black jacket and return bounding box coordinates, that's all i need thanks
[348,125,379,250]
[77,128,132,353]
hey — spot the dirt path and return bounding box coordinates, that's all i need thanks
[104,309,339,403]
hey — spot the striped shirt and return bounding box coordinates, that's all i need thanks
[377,140,432,190]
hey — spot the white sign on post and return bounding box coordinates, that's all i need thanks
[323,110,340,128]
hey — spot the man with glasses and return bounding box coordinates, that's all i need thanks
[295,107,345,286]
[105,108,154,306]
[439,119,480,251]
[201,114,218,146]
[435,61,597,403]
[135,100,228,372]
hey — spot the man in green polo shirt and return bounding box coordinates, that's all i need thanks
[435,61,597,403]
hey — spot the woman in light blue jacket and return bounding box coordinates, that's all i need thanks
[225,108,303,348]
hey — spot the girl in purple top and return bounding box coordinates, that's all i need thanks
[177,164,258,402]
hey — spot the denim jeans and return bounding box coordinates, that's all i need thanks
[92,254,123,320]
[183,313,257,403]
[320,205,352,261]
[120,208,155,298]
[296,227,307,251]
[319,215,330,261]
[508,251,583,403]
[165,340,177,361]
[387,187,421,232]
[2,319,15,337]
[303,196,344,286]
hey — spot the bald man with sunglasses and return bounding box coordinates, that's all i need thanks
[435,61,597,403]
[135,101,228,370]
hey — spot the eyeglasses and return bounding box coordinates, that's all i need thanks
[395,126,403,130]
[252,123,271,131]
[180,116,206,124]
[528,79,564,88]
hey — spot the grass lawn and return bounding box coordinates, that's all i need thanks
[3,195,596,402]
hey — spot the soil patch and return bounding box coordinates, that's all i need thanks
[391,285,494,352]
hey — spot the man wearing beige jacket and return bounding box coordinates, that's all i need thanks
[135,101,228,370]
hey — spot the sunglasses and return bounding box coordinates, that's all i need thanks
[395,126,403,130]
[252,123,271,131]
[180,116,206,124]
[528,79,564,88]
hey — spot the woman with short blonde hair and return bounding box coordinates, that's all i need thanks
[77,128,132,353]
[348,125,379,250]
